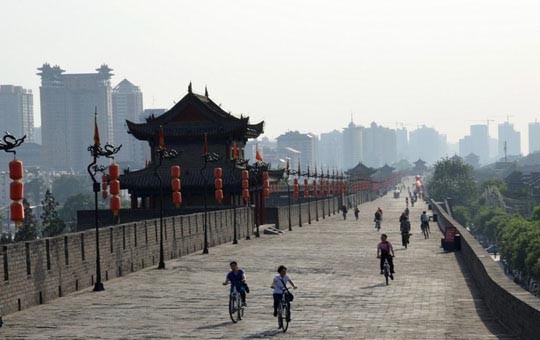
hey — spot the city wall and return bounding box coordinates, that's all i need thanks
[431,199,540,340]
[0,207,253,316]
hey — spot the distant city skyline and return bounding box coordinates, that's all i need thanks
[2,1,540,153]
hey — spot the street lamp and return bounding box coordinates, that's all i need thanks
[230,142,243,245]
[87,110,121,291]
[201,134,220,254]
[299,165,312,224]
[153,126,179,269]
[1,131,26,236]
[244,160,268,237]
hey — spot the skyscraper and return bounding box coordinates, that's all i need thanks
[362,122,397,168]
[38,63,114,171]
[409,125,447,165]
[459,124,489,165]
[276,131,317,168]
[342,121,363,170]
[498,121,521,160]
[395,127,408,161]
[529,121,540,154]
[319,130,343,169]
[112,79,144,168]
[0,85,34,142]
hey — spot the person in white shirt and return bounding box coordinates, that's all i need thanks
[270,265,297,317]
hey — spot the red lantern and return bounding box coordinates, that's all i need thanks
[10,181,24,201]
[241,170,249,180]
[102,174,109,191]
[171,165,181,179]
[172,178,181,192]
[293,189,299,200]
[10,201,24,225]
[214,167,223,178]
[262,171,269,181]
[242,179,249,189]
[242,188,250,202]
[109,163,120,180]
[102,191,108,199]
[263,180,270,189]
[215,189,224,203]
[173,191,182,207]
[9,160,23,180]
[293,178,299,186]
[109,179,120,195]
[263,188,270,197]
[214,178,223,190]
[110,196,121,216]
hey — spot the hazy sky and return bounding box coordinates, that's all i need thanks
[2,0,540,151]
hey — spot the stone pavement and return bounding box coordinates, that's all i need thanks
[2,189,514,339]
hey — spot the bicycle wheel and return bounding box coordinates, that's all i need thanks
[384,271,389,285]
[237,294,243,321]
[277,302,284,329]
[229,295,239,323]
[282,303,290,333]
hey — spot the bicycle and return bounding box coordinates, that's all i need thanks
[277,290,292,332]
[375,219,381,231]
[228,285,244,323]
[382,259,391,285]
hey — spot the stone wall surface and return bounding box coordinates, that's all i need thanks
[0,207,253,316]
[431,199,540,340]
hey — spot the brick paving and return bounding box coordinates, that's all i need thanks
[2,189,515,339]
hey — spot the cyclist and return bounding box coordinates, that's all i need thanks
[377,234,395,279]
[405,197,409,208]
[400,213,411,248]
[342,205,348,220]
[223,261,248,306]
[420,211,430,239]
[271,265,297,317]
[374,208,382,231]
[404,207,410,217]
[354,206,360,220]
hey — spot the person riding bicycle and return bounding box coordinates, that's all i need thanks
[374,208,382,230]
[223,261,248,306]
[377,234,395,279]
[400,213,411,248]
[354,206,360,220]
[404,207,410,217]
[342,205,348,220]
[271,265,297,317]
[421,211,430,229]
[405,197,409,208]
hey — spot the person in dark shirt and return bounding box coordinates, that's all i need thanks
[377,234,395,278]
[223,261,248,306]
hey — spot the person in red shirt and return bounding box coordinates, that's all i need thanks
[377,234,395,278]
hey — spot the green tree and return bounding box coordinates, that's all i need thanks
[52,175,90,204]
[41,190,66,237]
[26,178,47,205]
[427,156,477,205]
[14,199,38,242]
[58,193,94,222]
[452,205,471,227]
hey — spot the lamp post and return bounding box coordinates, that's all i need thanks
[313,165,319,222]
[201,134,220,254]
[1,131,26,237]
[87,109,121,291]
[230,142,243,245]
[244,160,268,237]
[300,166,312,224]
[153,126,178,269]
[283,158,297,231]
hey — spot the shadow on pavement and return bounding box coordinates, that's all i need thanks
[360,282,386,289]
[244,329,283,338]
[195,321,233,330]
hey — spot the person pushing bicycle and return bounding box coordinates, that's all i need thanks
[271,265,297,317]
[223,261,248,306]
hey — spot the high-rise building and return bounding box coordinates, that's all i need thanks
[319,130,343,169]
[112,79,144,169]
[362,122,397,168]
[409,125,447,165]
[529,121,540,154]
[38,63,114,171]
[276,131,317,168]
[342,121,363,170]
[459,124,489,164]
[0,85,34,142]
[395,127,408,161]
[498,121,521,160]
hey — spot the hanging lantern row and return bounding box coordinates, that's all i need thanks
[312,180,318,198]
[293,178,299,200]
[262,171,270,198]
[171,165,182,207]
[242,170,250,202]
[214,167,223,203]
[109,163,121,216]
[9,159,24,226]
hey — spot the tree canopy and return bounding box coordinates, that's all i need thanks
[427,156,476,205]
